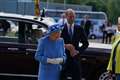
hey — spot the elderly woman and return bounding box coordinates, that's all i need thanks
[35,23,66,80]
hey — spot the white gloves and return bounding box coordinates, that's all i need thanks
[55,58,64,64]
[47,58,63,64]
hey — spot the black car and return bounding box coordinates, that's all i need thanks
[0,12,56,79]
[0,12,112,80]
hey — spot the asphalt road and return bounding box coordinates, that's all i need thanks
[89,38,103,43]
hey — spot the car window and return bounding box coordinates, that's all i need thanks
[92,20,98,25]
[0,19,47,44]
[0,20,18,42]
[26,23,47,44]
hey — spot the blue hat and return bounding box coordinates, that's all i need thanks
[46,23,64,36]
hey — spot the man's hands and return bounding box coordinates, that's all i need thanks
[65,44,79,57]
[47,58,63,64]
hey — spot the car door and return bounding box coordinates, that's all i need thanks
[0,13,49,79]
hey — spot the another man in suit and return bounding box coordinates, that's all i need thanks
[81,15,92,37]
[61,9,89,80]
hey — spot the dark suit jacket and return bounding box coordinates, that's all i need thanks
[60,23,89,80]
[81,20,92,37]
[81,20,92,31]
[61,23,89,54]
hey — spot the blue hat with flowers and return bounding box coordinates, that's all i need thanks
[46,23,64,35]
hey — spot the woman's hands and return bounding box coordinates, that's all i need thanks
[47,58,63,64]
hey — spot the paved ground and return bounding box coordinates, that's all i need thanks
[88,38,102,43]
[79,38,112,49]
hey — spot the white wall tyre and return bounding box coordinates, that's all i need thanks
[99,72,113,80]
[90,34,96,39]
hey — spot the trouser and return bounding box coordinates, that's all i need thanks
[85,30,89,38]
[116,74,120,80]
[60,54,81,80]
[102,31,107,43]
[106,33,113,44]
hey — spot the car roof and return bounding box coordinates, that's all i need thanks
[0,12,55,27]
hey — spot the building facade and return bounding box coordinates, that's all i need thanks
[0,0,92,15]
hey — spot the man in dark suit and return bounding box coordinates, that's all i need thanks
[61,9,89,80]
[81,15,92,37]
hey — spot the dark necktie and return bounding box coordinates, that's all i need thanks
[69,27,73,39]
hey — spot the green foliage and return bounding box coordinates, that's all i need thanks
[105,0,120,24]
[45,0,120,24]
[79,0,120,24]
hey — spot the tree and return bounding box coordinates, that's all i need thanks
[106,0,120,24]
[43,0,120,24]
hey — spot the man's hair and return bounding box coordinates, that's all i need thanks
[65,8,75,16]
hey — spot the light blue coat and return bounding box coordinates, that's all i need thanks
[35,36,66,80]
